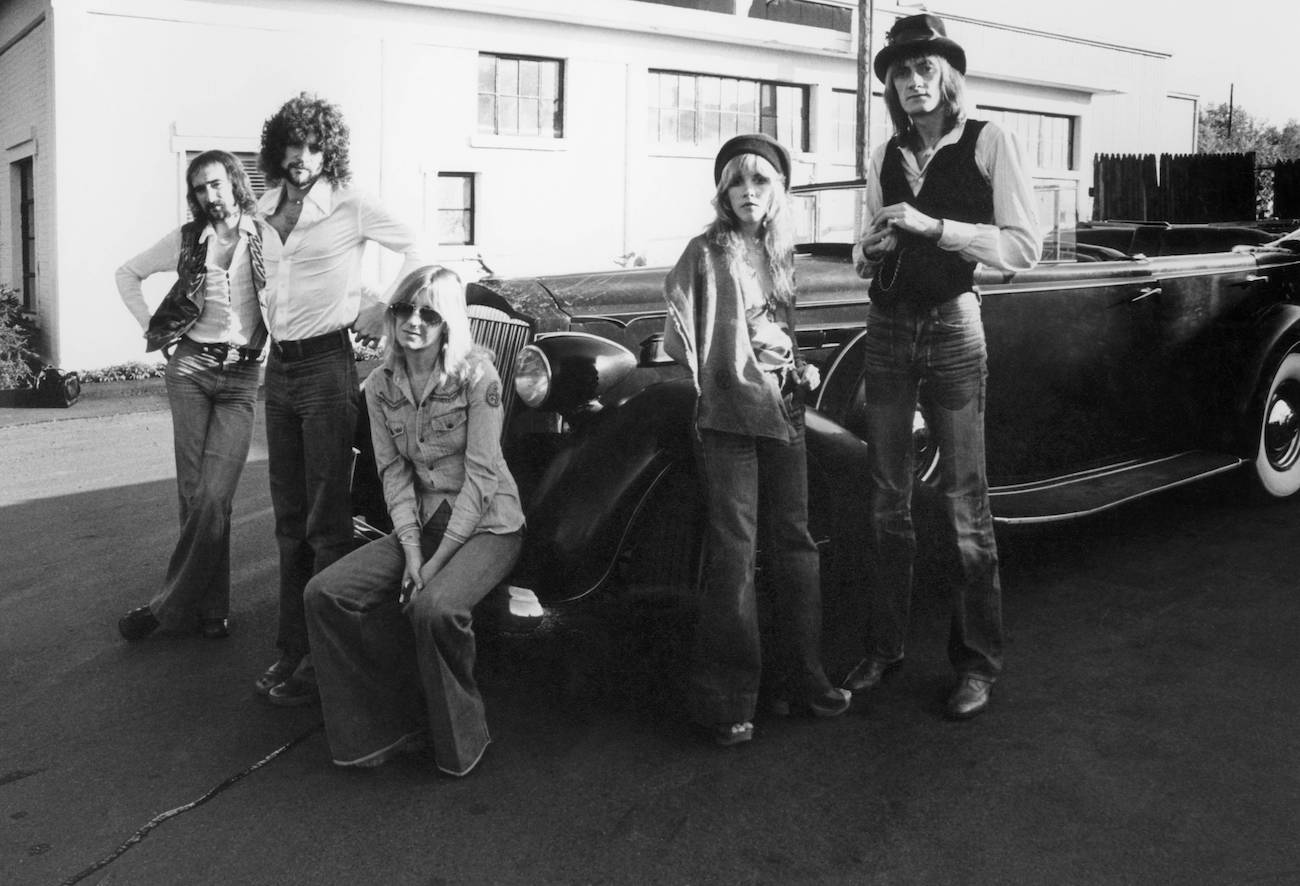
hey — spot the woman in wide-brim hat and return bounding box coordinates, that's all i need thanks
[844,13,1040,720]
[663,133,850,747]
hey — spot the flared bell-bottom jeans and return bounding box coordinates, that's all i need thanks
[688,409,835,727]
[150,339,260,629]
[304,514,522,776]
[861,291,1004,681]
[264,345,359,663]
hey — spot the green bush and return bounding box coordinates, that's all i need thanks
[0,285,38,390]
[78,361,168,383]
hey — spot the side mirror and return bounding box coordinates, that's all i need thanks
[638,333,676,367]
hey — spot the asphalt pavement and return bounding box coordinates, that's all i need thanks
[2,382,1299,885]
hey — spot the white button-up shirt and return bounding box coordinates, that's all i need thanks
[115,213,274,346]
[257,179,426,342]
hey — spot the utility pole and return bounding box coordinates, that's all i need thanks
[1228,83,1234,138]
[855,0,873,180]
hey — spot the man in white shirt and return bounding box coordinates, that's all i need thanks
[114,150,279,644]
[253,92,426,706]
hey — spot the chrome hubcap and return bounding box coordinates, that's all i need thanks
[1264,385,1300,472]
[912,408,938,481]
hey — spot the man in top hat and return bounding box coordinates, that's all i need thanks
[844,13,1040,719]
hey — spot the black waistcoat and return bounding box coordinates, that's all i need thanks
[869,119,991,310]
[144,219,269,353]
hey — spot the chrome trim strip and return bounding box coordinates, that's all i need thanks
[992,459,1245,525]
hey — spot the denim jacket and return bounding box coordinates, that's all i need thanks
[365,349,524,545]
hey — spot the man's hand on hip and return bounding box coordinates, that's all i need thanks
[352,297,387,346]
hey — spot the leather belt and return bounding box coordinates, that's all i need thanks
[181,337,263,364]
[270,329,351,362]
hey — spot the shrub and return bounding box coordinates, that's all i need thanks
[0,285,38,390]
[78,361,167,383]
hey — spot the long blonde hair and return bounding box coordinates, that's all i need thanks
[707,152,796,303]
[383,265,485,385]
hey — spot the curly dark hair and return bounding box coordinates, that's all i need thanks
[259,91,351,186]
[185,150,258,220]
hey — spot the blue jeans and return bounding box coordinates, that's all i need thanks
[304,519,522,775]
[151,339,260,628]
[688,411,834,726]
[264,345,359,661]
[861,292,1003,680]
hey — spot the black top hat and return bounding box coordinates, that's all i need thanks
[873,13,967,83]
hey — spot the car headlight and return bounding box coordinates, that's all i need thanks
[514,344,552,409]
[512,333,636,415]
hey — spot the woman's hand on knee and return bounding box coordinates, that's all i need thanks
[398,549,424,604]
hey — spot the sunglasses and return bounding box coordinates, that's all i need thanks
[389,303,443,326]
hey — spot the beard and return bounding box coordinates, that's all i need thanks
[285,163,321,189]
[203,201,232,221]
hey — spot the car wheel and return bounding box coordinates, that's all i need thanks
[1251,352,1300,498]
[815,335,939,484]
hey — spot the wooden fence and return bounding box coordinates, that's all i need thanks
[1094,152,1256,222]
[1274,159,1300,219]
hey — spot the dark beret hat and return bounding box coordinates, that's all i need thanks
[713,133,792,185]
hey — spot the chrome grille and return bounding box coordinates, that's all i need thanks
[468,304,533,422]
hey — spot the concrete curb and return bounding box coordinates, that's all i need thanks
[0,376,170,429]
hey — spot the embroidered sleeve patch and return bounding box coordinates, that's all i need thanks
[485,381,501,408]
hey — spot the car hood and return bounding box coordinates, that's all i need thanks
[474,247,859,325]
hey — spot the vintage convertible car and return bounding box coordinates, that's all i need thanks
[352,181,1300,627]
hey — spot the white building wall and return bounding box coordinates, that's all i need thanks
[0,1,54,356]
[24,0,1196,369]
[1159,94,1200,155]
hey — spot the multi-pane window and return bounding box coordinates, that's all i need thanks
[648,70,809,152]
[978,107,1075,171]
[829,89,891,163]
[831,89,857,157]
[631,0,733,11]
[436,173,475,246]
[478,53,564,138]
[748,0,852,32]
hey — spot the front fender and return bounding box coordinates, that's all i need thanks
[1226,302,1300,454]
[516,373,876,606]
[515,377,697,604]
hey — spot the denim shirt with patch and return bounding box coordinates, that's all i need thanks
[365,350,524,544]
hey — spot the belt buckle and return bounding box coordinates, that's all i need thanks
[202,341,230,362]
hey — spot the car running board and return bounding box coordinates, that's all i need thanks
[990,451,1245,524]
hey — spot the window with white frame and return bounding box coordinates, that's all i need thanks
[831,89,857,157]
[436,173,475,246]
[648,70,809,151]
[747,0,852,32]
[478,53,564,138]
[977,107,1075,172]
